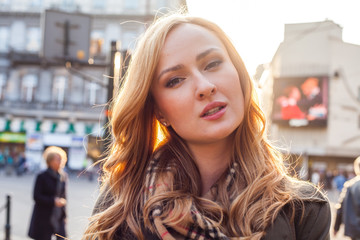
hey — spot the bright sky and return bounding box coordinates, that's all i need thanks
[187,0,360,76]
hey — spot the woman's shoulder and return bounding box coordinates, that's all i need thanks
[92,182,114,215]
[293,182,331,240]
[265,198,330,240]
[295,182,330,220]
[291,180,328,203]
[265,182,330,240]
[37,169,51,179]
[344,175,360,189]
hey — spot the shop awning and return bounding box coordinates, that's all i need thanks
[0,132,26,143]
[0,118,104,137]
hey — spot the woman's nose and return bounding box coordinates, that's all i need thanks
[195,74,217,100]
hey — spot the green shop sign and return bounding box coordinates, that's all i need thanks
[0,132,26,143]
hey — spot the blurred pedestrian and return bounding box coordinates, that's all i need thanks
[334,156,360,239]
[28,146,68,240]
[334,170,347,192]
[16,152,27,176]
[0,149,4,171]
[324,170,334,190]
[83,12,330,240]
[311,169,320,185]
[4,148,14,175]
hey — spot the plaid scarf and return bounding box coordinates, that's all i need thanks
[144,156,238,240]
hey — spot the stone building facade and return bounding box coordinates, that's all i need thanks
[0,0,186,170]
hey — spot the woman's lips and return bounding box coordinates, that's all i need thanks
[202,106,224,117]
[200,102,227,120]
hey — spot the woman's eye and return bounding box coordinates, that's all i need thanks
[205,60,222,71]
[165,77,185,88]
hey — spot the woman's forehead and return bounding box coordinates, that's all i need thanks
[164,23,219,45]
[160,25,224,61]
[155,24,226,70]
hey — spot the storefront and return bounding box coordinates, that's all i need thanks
[0,117,104,171]
[0,131,26,164]
[26,132,88,171]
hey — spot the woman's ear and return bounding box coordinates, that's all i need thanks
[154,105,170,127]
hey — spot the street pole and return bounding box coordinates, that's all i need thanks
[103,42,131,154]
[103,41,117,152]
[63,20,70,57]
[5,195,11,240]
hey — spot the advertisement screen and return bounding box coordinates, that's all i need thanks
[272,76,328,127]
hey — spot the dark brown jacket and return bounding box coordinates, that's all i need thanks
[92,185,330,240]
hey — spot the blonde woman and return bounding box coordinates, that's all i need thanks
[29,146,68,240]
[84,13,330,240]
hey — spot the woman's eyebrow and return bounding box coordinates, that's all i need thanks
[157,64,184,81]
[157,48,220,81]
[196,48,219,61]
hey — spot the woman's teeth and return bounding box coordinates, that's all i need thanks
[203,106,223,116]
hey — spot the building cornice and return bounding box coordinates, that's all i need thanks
[0,103,105,121]
[0,11,41,17]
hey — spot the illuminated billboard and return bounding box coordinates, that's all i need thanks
[272,76,328,127]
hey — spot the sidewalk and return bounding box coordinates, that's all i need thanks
[0,171,100,240]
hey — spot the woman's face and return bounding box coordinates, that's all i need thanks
[151,23,244,146]
[49,154,62,172]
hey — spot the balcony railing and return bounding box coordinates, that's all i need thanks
[0,100,105,115]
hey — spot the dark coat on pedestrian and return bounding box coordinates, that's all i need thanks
[334,176,360,239]
[92,184,330,239]
[28,168,67,240]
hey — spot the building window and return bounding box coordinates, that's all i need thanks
[0,73,6,101]
[0,26,9,52]
[21,74,38,103]
[121,29,138,51]
[89,30,105,57]
[124,0,139,10]
[93,0,105,9]
[11,21,26,51]
[62,0,74,6]
[85,82,100,105]
[53,75,68,108]
[61,0,75,11]
[26,27,41,52]
[156,0,167,10]
[29,0,42,8]
[0,0,10,9]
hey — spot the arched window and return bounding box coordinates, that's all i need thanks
[0,73,6,101]
[21,74,38,103]
[52,75,68,108]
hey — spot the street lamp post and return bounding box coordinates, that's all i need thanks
[103,41,119,152]
[5,195,11,240]
[103,41,131,154]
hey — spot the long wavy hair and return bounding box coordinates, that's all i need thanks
[83,12,317,240]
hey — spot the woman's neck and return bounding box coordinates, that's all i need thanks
[188,139,232,196]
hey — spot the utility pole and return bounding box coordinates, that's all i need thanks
[103,41,131,153]
[63,20,70,57]
[103,41,118,152]
[5,195,11,240]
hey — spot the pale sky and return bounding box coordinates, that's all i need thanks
[186,0,360,76]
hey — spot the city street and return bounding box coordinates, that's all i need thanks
[0,171,351,240]
[0,171,99,240]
